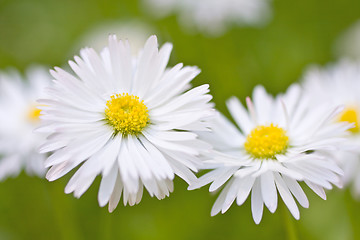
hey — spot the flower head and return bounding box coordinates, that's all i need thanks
[38,35,214,211]
[72,20,154,54]
[190,84,349,224]
[303,60,360,198]
[142,0,271,35]
[335,19,360,59]
[0,67,49,179]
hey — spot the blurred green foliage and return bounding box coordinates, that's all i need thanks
[0,0,360,239]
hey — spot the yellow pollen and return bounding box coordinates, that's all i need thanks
[27,106,42,122]
[105,93,150,136]
[338,107,360,133]
[244,124,289,159]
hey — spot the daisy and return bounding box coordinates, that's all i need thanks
[189,84,349,224]
[38,35,214,212]
[335,19,360,59]
[302,60,360,198]
[72,20,155,53]
[0,66,49,180]
[142,0,271,36]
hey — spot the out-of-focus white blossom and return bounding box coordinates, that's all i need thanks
[143,0,272,36]
[335,20,360,59]
[0,66,50,180]
[303,60,360,198]
[72,20,155,54]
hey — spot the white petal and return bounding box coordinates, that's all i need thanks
[140,136,174,179]
[143,130,198,155]
[236,176,255,205]
[282,176,309,208]
[226,96,253,134]
[211,182,231,216]
[98,165,118,207]
[189,167,229,190]
[252,85,273,125]
[108,35,132,93]
[108,174,123,212]
[169,159,197,184]
[304,180,326,200]
[222,178,240,213]
[260,171,278,213]
[117,137,139,181]
[251,178,264,224]
[209,167,237,192]
[274,172,300,220]
[126,136,153,180]
[132,35,158,98]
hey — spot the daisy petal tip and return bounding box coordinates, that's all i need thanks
[43,160,53,168]
[108,206,115,213]
[210,210,220,217]
[253,217,262,225]
[162,42,173,50]
[194,66,201,73]
[169,172,175,180]
[268,205,277,213]
[187,184,197,191]
[45,172,56,182]
[66,190,75,196]
[49,69,57,76]
[108,34,117,40]
[64,186,73,195]
[98,197,108,207]
[226,96,238,104]
[209,184,219,192]
[147,35,158,45]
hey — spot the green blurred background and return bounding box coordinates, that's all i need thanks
[1,0,360,239]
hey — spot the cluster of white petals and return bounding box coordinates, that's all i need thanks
[0,33,356,226]
[190,85,349,224]
[335,20,360,59]
[38,35,214,211]
[303,60,360,198]
[0,67,49,180]
[143,0,271,35]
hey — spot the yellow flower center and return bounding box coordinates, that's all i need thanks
[27,105,42,122]
[338,107,360,133]
[105,93,150,136]
[244,124,289,159]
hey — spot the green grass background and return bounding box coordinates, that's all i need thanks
[0,0,360,239]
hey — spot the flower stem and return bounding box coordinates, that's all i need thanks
[45,182,83,240]
[280,203,298,240]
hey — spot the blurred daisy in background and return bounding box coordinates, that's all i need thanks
[72,20,155,54]
[0,67,50,180]
[302,60,360,198]
[189,84,349,224]
[142,0,272,36]
[38,35,214,212]
[335,20,360,60]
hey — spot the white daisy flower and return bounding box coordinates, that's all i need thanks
[0,66,49,180]
[302,60,360,198]
[72,20,155,54]
[335,19,360,60]
[189,84,349,224]
[142,0,272,36]
[38,35,214,212]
